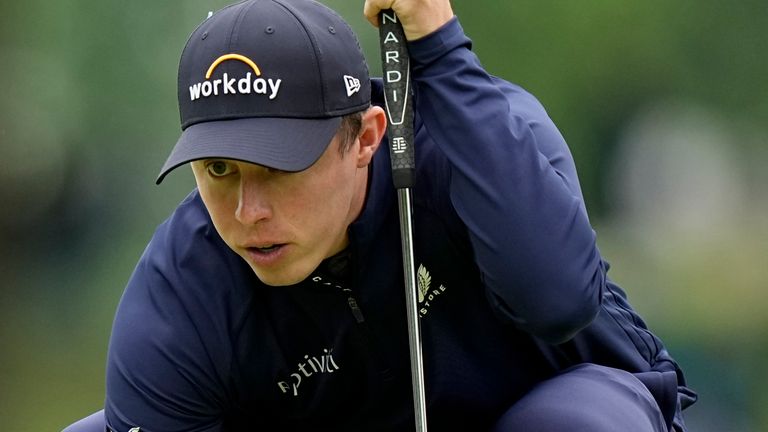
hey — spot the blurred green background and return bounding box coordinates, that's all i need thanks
[1,1,766,430]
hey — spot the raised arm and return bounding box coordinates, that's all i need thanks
[367,0,605,343]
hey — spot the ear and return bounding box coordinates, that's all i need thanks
[356,106,387,168]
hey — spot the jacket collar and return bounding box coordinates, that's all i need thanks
[347,78,397,267]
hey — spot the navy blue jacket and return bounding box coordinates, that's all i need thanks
[105,18,696,432]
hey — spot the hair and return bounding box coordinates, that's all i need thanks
[337,109,365,155]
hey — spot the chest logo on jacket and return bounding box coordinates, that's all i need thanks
[417,264,448,317]
[277,348,341,397]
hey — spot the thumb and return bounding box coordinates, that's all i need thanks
[363,0,395,28]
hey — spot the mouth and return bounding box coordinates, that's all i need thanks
[243,243,290,267]
[247,243,286,254]
[251,244,282,252]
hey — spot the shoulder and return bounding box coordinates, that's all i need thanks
[150,189,219,257]
[112,188,254,345]
[142,190,249,281]
[110,189,257,371]
[106,190,256,427]
[124,189,255,324]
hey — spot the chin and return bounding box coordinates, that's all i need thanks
[251,265,312,287]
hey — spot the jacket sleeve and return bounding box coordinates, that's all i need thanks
[105,222,228,432]
[409,18,605,344]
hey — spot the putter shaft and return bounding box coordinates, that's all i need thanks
[397,189,428,432]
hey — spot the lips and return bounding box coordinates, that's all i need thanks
[244,243,289,267]
[252,244,281,252]
[246,243,286,255]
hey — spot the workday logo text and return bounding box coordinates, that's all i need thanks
[189,53,282,101]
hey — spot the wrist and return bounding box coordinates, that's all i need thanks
[408,17,468,69]
[404,10,455,41]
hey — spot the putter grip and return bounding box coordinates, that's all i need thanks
[379,10,415,190]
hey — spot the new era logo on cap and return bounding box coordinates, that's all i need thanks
[344,75,361,97]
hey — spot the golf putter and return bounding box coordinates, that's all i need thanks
[379,9,428,432]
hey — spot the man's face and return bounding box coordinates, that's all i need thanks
[191,109,384,286]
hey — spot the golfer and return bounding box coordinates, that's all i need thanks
[64,0,696,430]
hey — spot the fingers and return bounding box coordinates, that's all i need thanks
[363,0,393,28]
[363,0,454,41]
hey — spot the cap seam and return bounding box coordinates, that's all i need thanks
[176,0,248,114]
[273,0,328,112]
[321,3,371,82]
[177,1,249,125]
[228,0,255,52]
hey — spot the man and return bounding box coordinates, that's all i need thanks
[66,0,696,430]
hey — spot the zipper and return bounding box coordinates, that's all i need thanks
[344,292,394,381]
[347,296,366,323]
[310,269,395,381]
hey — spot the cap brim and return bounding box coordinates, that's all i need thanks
[156,116,342,184]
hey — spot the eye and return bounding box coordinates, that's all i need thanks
[205,160,235,177]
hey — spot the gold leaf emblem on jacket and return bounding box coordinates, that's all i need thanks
[417,264,431,303]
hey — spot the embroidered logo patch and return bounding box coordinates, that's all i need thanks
[189,53,282,101]
[417,264,448,317]
[343,75,361,97]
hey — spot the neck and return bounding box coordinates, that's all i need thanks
[328,163,370,258]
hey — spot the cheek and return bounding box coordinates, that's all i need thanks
[208,199,237,231]
[285,167,355,227]
[282,181,339,222]
[196,183,239,239]
[310,164,356,206]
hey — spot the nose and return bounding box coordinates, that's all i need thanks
[235,174,273,225]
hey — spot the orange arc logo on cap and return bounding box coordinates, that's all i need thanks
[205,54,261,79]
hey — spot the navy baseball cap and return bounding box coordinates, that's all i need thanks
[156,0,371,183]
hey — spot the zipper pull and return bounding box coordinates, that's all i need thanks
[347,297,366,323]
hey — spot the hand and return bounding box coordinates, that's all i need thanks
[363,0,455,41]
